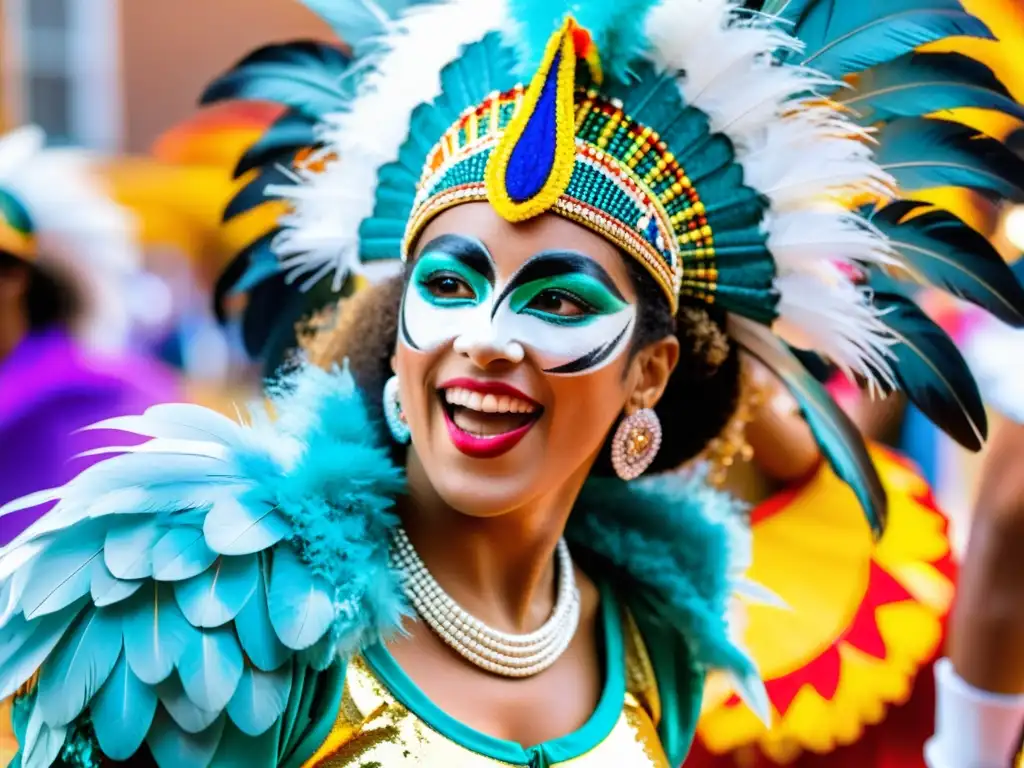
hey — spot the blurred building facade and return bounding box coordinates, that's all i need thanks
[1,0,331,153]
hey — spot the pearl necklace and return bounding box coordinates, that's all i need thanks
[391,527,581,678]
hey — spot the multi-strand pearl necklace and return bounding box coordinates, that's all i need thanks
[391,527,581,678]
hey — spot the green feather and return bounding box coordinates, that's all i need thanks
[0,189,34,236]
[503,0,661,80]
[843,52,1024,124]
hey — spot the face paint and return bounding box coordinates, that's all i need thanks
[401,238,636,374]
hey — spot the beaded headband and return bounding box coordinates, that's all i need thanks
[402,18,716,315]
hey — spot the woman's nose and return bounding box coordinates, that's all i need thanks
[453,328,525,368]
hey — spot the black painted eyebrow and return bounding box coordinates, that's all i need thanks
[491,250,627,318]
[415,234,496,286]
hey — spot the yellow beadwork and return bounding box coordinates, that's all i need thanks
[483,18,581,224]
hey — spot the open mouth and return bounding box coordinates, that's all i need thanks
[438,379,543,459]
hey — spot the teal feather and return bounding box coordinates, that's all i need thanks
[569,467,769,749]
[104,522,164,581]
[152,527,219,582]
[174,555,258,629]
[203,498,291,557]
[233,110,317,180]
[123,582,195,685]
[0,188,35,237]
[729,317,887,537]
[21,527,105,619]
[234,558,290,672]
[843,52,1024,124]
[877,118,1024,200]
[868,268,987,451]
[91,654,157,760]
[570,473,754,677]
[177,626,245,712]
[146,709,225,768]
[37,608,122,726]
[297,0,439,57]
[214,229,281,323]
[200,42,353,120]
[362,34,517,261]
[267,546,335,651]
[503,0,661,81]
[155,674,221,734]
[784,0,993,78]
[0,603,84,701]
[225,664,294,736]
[90,559,142,608]
[872,201,1024,327]
[21,701,67,768]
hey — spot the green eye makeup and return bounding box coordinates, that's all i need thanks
[508,272,629,324]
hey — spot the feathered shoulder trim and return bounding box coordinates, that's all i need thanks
[0,362,762,766]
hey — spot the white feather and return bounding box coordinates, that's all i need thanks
[269,0,508,288]
[767,208,898,273]
[776,270,897,387]
[643,0,901,384]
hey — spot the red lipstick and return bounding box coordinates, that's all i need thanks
[438,378,541,459]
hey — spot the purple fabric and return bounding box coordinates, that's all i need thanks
[0,328,179,545]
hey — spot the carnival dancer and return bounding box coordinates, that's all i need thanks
[687,358,955,767]
[0,126,178,547]
[3,0,1024,766]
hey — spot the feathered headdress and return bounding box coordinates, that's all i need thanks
[0,126,142,351]
[204,0,1024,536]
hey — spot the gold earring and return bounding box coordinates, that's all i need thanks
[702,365,764,487]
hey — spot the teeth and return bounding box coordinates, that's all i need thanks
[443,387,537,414]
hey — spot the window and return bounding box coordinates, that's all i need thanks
[4,0,122,150]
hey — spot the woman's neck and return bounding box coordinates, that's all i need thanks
[400,450,588,633]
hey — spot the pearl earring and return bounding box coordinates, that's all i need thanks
[383,375,411,444]
[611,408,661,481]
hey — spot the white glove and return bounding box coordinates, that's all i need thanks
[925,657,1024,768]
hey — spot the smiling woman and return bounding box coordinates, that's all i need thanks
[2,1,1024,767]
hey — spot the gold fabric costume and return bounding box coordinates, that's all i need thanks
[303,611,670,767]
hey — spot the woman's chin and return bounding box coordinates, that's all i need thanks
[421,431,545,517]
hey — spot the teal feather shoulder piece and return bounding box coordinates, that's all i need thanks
[0,363,406,768]
[0,363,764,767]
[571,470,771,765]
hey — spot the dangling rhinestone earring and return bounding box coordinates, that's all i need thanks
[383,375,411,444]
[611,408,662,481]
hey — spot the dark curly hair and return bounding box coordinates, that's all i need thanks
[301,255,741,474]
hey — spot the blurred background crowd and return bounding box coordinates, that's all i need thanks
[0,0,1023,765]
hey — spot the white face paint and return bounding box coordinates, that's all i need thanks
[400,235,636,375]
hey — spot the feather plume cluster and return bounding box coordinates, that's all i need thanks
[0,362,406,768]
[643,0,899,385]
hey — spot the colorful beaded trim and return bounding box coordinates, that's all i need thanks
[402,85,721,313]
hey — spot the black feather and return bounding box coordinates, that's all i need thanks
[200,41,353,121]
[867,269,987,451]
[233,110,318,179]
[871,201,1024,327]
[223,165,292,223]
[729,317,887,537]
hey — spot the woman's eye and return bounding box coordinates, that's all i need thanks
[526,290,587,317]
[425,274,475,300]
